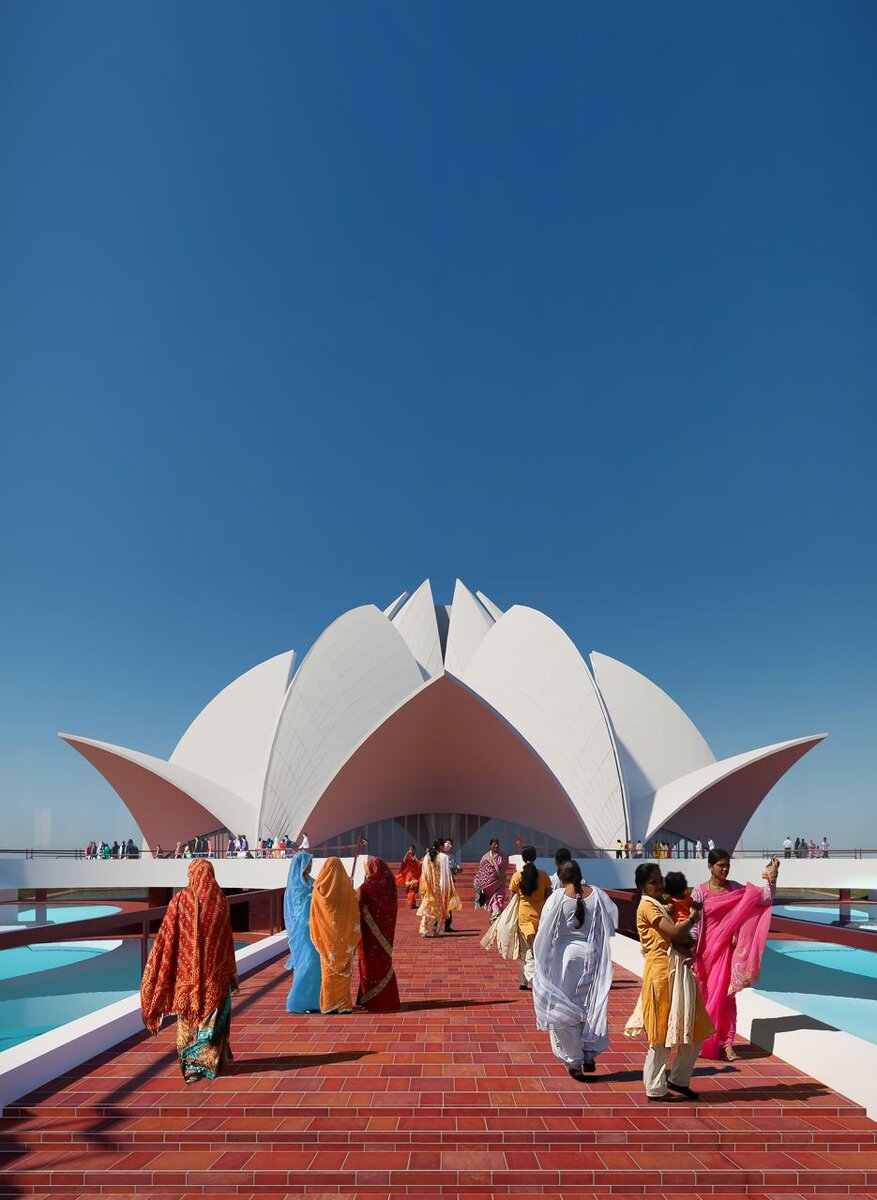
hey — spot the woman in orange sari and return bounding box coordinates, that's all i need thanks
[309,857,361,1013]
[140,859,238,1083]
[357,857,401,1012]
[395,845,422,910]
[417,840,461,937]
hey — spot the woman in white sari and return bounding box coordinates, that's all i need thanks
[532,860,617,1081]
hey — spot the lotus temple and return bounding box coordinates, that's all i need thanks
[60,580,824,859]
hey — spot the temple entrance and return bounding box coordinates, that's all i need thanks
[313,812,571,863]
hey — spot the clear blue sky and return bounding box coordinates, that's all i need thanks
[1,2,874,850]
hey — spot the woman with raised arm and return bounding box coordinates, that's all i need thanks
[357,857,401,1012]
[632,862,713,1102]
[690,849,778,1060]
[309,857,361,1014]
[472,838,508,920]
[532,860,617,1081]
[283,851,322,1014]
[140,859,238,1083]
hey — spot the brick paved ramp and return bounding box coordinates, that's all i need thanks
[2,870,877,1199]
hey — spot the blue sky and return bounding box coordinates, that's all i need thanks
[1,2,874,851]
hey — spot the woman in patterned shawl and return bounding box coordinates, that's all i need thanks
[283,852,322,1013]
[472,838,508,920]
[357,857,401,1012]
[140,858,238,1083]
[309,857,361,1013]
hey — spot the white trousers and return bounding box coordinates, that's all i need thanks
[643,1041,703,1097]
[549,1024,593,1069]
[520,935,535,985]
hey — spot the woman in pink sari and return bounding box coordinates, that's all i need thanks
[691,849,779,1061]
[472,839,508,921]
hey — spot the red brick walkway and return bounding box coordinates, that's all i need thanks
[2,872,877,1199]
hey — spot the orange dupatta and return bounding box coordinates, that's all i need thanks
[308,857,361,1012]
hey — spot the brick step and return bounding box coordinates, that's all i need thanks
[7,1128,876,1157]
[4,1096,865,1122]
[4,1155,877,1194]
[6,1114,875,1151]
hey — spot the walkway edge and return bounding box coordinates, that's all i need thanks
[611,932,877,1119]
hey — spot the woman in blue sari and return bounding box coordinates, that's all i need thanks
[284,852,322,1013]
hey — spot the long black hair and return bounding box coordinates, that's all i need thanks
[428,838,442,863]
[558,859,585,928]
[520,845,539,896]
[635,862,661,892]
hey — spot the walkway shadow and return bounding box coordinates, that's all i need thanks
[399,998,514,1013]
[748,1013,838,1055]
[227,1050,374,1076]
[697,1081,829,1105]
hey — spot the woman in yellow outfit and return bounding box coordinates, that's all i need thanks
[632,862,714,1102]
[508,846,552,990]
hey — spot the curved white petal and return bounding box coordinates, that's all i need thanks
[301,675,591,846]
[390,579,443,679]
[475,590,504,621]
[170,650,295,807]
[260,606,425,839]
[461,606,626,849]
[644,734,827,845]
[444,579,495,678]
[383,591,409,619]
[591,651,714,841]
[59,733,256,848]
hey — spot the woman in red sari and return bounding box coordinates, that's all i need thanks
[357,857,401,1012]
[140,859,238,1083]
[395,845,422,910]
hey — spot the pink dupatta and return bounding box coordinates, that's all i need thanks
[693,881,772,1059]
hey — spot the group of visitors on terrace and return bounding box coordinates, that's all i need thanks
[139,836,780,1101]
[84,838,139,859]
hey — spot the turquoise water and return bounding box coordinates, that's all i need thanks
[772,903,871,925]
[0,937,249,1051]
[755,940,877,1046]
[0,904,121,930]
[0,941,120,982]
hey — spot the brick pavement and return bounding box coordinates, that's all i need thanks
[2,866,876,1198]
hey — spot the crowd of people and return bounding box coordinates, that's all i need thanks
[84,838,140,859]
[140,836,780,1099]
[783,835,831,859]
[478,842,779,1098]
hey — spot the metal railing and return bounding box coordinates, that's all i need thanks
[0,889,285,970]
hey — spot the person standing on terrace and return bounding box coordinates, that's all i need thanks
[690,849,778,1060]
[629,862,712,1102]
[396,844,422,909]
[473,838,508,920]
[140,858,238,1083]
[508,845,552,990]
[418,839,461,936]
[283,851,321,1014]
[309,857,360,1013]
[533,859,617,1081]
[356,857,401,1011]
